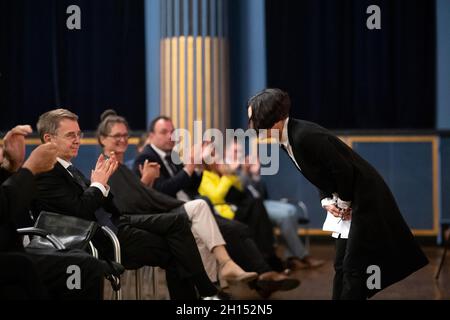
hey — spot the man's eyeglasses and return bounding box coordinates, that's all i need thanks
[107,134,129,141]
[58,132,84,141]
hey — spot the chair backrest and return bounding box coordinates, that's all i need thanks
[27,211,98,250]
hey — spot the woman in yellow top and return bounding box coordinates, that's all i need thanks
[198,164,243,220]
[198,150,284,271]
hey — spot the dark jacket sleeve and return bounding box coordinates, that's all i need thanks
[34,170,106,221]
[153,170,196,197]
[134,147,201,198]
[1,168,35,226]
[1,168,36,251]
[315,135,355,202]
[318,189,333,201]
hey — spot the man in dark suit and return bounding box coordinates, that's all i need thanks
[1,125,105,299]
[247,88,429,299]
[33,109,217,299]
[133,116,301,298]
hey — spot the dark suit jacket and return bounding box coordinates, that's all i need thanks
[284,118,428,297]
[133,144,202,199]
[0,168,35,251]
[109,163,184,215]
[33,162,121,224]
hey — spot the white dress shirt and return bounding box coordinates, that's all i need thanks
[57,157,109,197]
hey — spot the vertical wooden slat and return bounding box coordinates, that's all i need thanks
[205,37,211,129]
[221,38,228,131]
[196,37,203,125]
[179,36,186,129]
[187,36,194,135]
[165,39,171,116]
[213,37,220,130]
[171,37,178,126]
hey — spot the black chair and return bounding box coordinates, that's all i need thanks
[18,211,124,299]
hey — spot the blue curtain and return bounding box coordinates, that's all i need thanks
[0,0,146,131]
[266,0,436,130]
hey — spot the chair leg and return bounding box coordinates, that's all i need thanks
[151,267,158,298]
[115,287,122,300]
[435,241,448,279]
[135,269,142,300]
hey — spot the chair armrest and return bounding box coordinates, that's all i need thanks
[17,227,66,250]
[100,226,121,264]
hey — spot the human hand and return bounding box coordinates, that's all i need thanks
[90,154,118,187]
[2,125,33,172]
[139,160,160,186]
[22,142,58,175]
[324,204,342,217]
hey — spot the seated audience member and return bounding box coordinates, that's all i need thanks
[198,144,280,268]
[1,125,106,300]
[234,145,324,270]
[124,132,149,170]
[32,109,218,299]
[97,109,258,286]
[134,116,300,297]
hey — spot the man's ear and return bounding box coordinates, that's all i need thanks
[43,133,52,143]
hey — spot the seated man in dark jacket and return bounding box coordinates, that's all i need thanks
[33,109,218,299]
[0,125,106,299]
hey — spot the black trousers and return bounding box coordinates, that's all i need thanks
[95,212,216,299]
[0,250,105,300]
[213,215,272,274]
[333,237,368,300]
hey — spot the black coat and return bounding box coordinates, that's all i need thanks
[133,144,202,199]
[285,118,428,297]
[33,162,121,223]
[109,163,184,215]
[0,168,35,251]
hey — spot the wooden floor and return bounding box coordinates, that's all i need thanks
[105,242,450,300]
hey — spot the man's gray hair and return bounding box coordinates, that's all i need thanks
[37,108,78,142]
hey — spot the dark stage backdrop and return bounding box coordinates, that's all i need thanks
[266,0,436,130]
[0,0,146,131]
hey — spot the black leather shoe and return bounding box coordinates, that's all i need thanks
[255,272,300,299]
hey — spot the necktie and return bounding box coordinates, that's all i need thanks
[66,165,118,234]
[67,165,89,190]
[164,154,178,177]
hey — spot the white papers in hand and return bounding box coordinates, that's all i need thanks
[322,212,351,238]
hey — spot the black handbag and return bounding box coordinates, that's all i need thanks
[27,211,98,250]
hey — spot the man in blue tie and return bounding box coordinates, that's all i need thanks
[33,109,218,299]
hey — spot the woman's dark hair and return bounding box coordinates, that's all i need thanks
[247,88,291,131]
[96,109,129,146]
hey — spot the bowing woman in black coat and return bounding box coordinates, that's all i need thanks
[247,88,428,300]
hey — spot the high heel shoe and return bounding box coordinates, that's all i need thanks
[219,259,258,284]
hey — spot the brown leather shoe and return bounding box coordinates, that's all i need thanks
[255,271,300,298]
[287,256,325,270]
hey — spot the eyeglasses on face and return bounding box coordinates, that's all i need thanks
[107,133,129,141]
[56,131,84,141]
